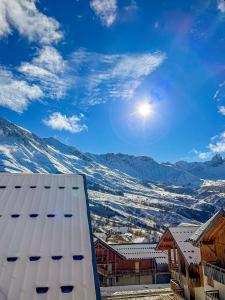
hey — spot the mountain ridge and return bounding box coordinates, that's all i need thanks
[0,116,225,232]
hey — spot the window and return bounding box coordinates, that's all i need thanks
[29,256,41,261]
[30,214,38,218]
[73,255,84,261]
[52,256,63,260]
[36,287,49,294]
[47,214,55,218]
[60,286,74,293]
[11,214,20,218]
[7,257,18,262]
[64,214,73,218]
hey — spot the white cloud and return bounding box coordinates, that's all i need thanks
[193,149,211,160]
[0,67,43,112]
[19,46,68,99]
[0,0,62,44]
[90,0,117,27]
[218,105,225,115]
[70,49,165,106]
[217,0,225,13]
[43,112,88,133]
[209,131,225,153]
[124,0,138,12]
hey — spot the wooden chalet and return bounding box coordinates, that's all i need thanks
[156,224,203,300]
[190,209,225,300]
[95,238,170,287]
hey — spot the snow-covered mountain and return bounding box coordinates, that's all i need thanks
[176,154,225,180]
[90,153,201,188]
[0,117,225,232]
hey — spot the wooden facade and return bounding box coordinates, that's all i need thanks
[156,225,202,300]
[95,239,170,287]
[190,209,225,300]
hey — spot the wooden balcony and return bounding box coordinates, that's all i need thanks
[98,267,153,277]
[205,290,220,300]
[204,262,225,285]
[188,276,201,287]
[170,279,185,300]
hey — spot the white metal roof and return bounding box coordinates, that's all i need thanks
[111,243,168,263]
[169,225,201,265]
[0,173,100,300]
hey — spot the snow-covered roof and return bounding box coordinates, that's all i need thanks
[169,225,201,265]
[111,243,168,263]
[0,173,100,300]
[189,209,225,245]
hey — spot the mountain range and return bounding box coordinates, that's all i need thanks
[0,117,225,232]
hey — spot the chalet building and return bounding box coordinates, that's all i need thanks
[190,209,225,300]
[0,173,100,300]
[156,224,203,300]
[95,238,170,287]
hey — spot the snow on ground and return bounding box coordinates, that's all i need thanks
[101,284,170,297]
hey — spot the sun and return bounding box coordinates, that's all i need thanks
[137,102,153,118]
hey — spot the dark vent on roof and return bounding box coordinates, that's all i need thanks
[47,214,55,218]
[11,214,20,218]
[61,286,74,293]
[30,186,36,188]
[29,256,41,261]
[30,214,38,218]
[36,287,49,294]
[72,187,79,190]
[59,186,65,189]
[64,214,73,218]
[44,186,51,189]
[15,186,21,189]
[0,186,6,189]
[73,255,84,261]
[52,256,63,260]
[7,257,18,262]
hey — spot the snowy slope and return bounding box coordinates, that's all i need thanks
[176,155,225,180]
[0,117,224,231]
[91,153,201,188]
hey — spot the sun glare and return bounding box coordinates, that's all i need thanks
[137,102,153,118]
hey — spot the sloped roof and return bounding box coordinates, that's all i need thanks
[0,173,100,300]
[169,225,201,265]
[189,209,225,245]
[110,243,168,263]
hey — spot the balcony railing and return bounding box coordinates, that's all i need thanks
[97,267,153,277]
[204,262,225,285]
[205,290,220,300]
[170,279,185,300]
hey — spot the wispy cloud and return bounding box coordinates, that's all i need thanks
[124,0,138,12]
[217,0,225,13]
[70,49,166,106]
[218,105,225,115]
[0,67,43,112]
[0,0,67,112]
[208,131,225,153]
[0,0,62,44]
[19,46,69,100]
[90,0,117,27]
[43,112,88,133]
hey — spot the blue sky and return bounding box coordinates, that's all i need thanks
[0,0,225,162]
